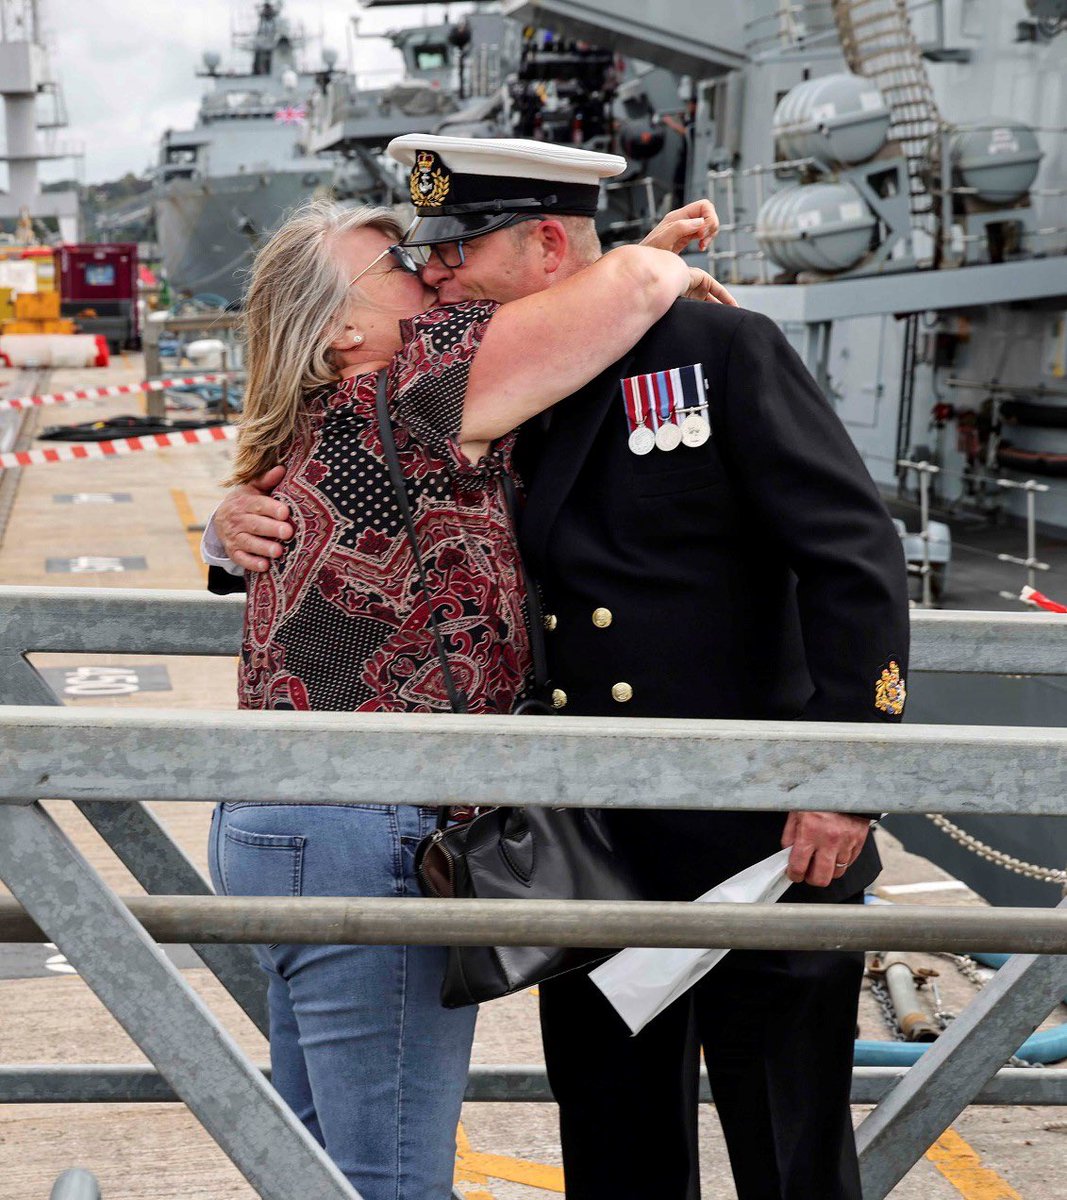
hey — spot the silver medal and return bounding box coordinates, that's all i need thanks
[655,421,683,452]
[628,425,656,455]
[681,412,711,447]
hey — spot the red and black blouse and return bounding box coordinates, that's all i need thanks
[238,300,532,714]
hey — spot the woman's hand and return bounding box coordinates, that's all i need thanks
[683,268,738,306]
[642,199,720,254]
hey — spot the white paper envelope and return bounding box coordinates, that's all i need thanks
[589,848,794,1035]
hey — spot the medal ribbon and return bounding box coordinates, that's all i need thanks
[678,363,708,413]
[654,371,674,429]
[621,377,640,434]
[639,373,659,431]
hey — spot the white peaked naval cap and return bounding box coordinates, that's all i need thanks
[387,133,628,245]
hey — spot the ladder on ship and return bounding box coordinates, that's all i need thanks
[831,0,943,245]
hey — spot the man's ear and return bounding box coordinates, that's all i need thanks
[535,220,568,275]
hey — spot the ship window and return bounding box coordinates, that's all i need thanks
[414,44,449,70]
[166,147,198,164]
[85,264,116,287]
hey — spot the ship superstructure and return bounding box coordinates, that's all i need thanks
[0,0,79,242]
[154,2,364,303]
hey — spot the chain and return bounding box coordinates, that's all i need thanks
[869,977,905,1040]
[926,814,1067,890]
[871,955,1039,1067]
[932,953,1040,1068]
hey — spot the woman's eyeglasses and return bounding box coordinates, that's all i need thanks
[348,243,425,287]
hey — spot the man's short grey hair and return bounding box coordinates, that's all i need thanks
[511,215,602,262]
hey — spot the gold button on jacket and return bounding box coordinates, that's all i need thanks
[591,607,613,628]
[611,682,634,703]
[551,688,568,709]
[544,613,558,632]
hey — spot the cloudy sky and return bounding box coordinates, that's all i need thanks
[24,1,458,184]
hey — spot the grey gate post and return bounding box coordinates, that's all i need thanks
[0,649,269,1035]
[0,800,360,1200]
[856,895,1067,1199]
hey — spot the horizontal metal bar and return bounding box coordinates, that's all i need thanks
[2,895,1067,954]
[3,706,1067,814]
[4,587,1067,675]
[909,608,1067,673]
[0,586,244,656]
[1,1064,1063,1106]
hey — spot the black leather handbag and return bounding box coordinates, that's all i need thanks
[374,372,641,1007]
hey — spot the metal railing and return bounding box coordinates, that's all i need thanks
[2,586,1067,1200]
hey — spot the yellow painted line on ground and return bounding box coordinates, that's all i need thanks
[170,488,207,579]
[456,1119,565,1194]
[454,1123,494,1197]
[925,1127,1022,1199]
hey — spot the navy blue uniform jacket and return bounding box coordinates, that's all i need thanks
[515,299,910,903]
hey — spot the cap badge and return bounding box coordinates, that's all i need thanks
[410,150,450,208]
[875,659,906,717]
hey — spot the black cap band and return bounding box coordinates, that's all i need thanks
[409,148,600,220]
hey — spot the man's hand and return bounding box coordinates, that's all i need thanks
[217,465,293,572]
[684,268,738,306]
[781,811,872,888]
[642,199,719,255]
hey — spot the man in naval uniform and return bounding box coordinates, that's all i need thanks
[204,136,909,1200]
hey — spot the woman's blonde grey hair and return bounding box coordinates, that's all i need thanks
[227,198,404,485]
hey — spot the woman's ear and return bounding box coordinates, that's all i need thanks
[329,325,364,352]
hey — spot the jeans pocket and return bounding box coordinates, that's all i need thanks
[221,826,306,946]
[222,826,306,896]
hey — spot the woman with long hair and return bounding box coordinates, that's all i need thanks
[208,195,719,1200]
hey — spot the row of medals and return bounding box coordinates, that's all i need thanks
[629,404,711,455]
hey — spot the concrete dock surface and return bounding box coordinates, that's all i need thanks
[0,355,1064,1198]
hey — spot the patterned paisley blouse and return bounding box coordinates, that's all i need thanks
[238,300,532,714]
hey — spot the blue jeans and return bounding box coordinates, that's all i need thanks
[208,802,477,1200]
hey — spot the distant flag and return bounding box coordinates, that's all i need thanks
[1020,585,1067,613]
[274,105,307,125]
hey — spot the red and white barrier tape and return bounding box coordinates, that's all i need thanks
[0,423,237,470]
[0,373,235,412]
[1020,585,1067,613]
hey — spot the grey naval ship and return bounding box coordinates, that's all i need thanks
[154,1,529,303]
[154,2,350,302]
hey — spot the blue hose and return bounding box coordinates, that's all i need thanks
[855,1024,1067,1065]
[856,931,1067,1065]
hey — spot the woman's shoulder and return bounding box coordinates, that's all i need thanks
[311,371,378,417]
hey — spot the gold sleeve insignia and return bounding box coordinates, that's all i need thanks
[875,659,906,716]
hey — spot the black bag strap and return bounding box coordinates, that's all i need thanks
[375,370,469,717]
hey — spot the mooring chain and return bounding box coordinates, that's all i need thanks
[870,954,1038,1067]
[868,976,905,1040]
[934,953,1039,1068]
[926,814,1067,890]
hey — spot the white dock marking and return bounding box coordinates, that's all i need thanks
[880,880,971,895]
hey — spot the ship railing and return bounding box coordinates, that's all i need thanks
[1,584,1067,1200]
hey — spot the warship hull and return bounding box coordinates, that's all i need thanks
[155,170,335,303]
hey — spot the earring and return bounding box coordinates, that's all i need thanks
[350,330,364,346]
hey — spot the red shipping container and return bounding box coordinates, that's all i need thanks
[56,243,140,348]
